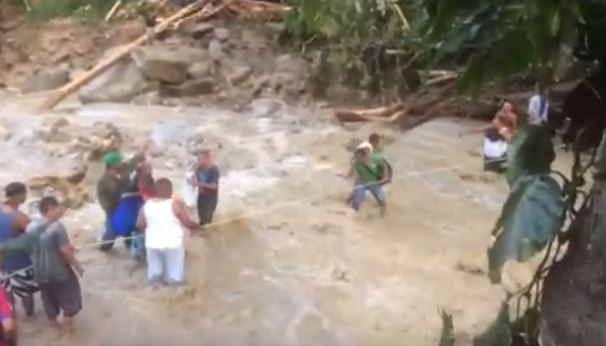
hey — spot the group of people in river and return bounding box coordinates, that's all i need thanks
[0,143,221,343]
[0,92,549,344]
[462,92,551,173]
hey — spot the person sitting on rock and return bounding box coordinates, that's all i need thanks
[347,141,389,214]
[0,182,37,318]
[137,179,198,288]
[97,143,149,252]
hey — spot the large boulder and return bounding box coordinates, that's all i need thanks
[22,65,70,92]
[131,45,206,84]
[79,59,151,104]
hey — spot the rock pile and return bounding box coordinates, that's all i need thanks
[22,20,310,108]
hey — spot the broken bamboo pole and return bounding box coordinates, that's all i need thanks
[38,0,214,112]
[104,0,123,22]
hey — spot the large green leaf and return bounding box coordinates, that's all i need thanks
[489,174,563,284]
[473,302,511,346]
[505,125,555,187]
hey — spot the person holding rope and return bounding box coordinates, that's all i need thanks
[192,149,220,227]
[0,183,36,318]
[347,141,390,214]
[97,143,149,252]
[0,197,83,337]
[461,98,518,173]
[137,179,199,288]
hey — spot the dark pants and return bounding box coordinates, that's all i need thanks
[483,155,506,173]
[39,276,82,320]
[197,194,218,226]
[100,214,131,252]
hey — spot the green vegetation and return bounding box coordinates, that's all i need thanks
[25,0,135,23]
[287,0,606,345]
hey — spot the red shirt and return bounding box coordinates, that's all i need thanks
[0,288,14,346]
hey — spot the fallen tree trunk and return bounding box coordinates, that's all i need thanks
[38,0,215,112]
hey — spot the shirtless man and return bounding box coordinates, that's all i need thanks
[463,99,517,141]
[461,99,518,173]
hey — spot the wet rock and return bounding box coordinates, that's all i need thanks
[276,54,306,73]
[27,160,89,209]
[219,148,258,171]
[208,39,224,61]
[187,61,214,79]
[79,60,151,104]
[131,91,162,106]
[22,65,70,92]
[75,122,124,160]
[214,27,230,41]
[189,22,214,39]
[131,46,194,84]
[160,78,214,97]
[227,65,252,85]
[37,117,70,142]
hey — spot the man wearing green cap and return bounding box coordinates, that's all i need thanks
[97,146,148,252]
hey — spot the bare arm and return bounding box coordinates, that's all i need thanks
[136,208,147,232]
[462,123,495,135]
[172,199,199,231]
[12,212,30,235]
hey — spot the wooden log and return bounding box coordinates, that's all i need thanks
[104,0,123,22]
[334,103,404,122]
[38,0,214,112]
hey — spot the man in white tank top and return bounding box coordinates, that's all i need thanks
[137,179,199,287]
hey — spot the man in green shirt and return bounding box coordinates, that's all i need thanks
[350,142,389,213]
[97,145,148,252]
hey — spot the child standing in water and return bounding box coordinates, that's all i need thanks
[192,150,220,227]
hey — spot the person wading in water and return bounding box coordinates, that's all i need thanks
[137,179,199,287]
[97,143,149,252]
[461,99,518,173]
[0,183,36,318]
[192,149,220,227]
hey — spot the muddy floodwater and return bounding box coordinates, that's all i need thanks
[0,92,568,345]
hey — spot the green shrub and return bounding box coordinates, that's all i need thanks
[28,0,134,23]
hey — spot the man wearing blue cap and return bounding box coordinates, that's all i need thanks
[97,145,149,252]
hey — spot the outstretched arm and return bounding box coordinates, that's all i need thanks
[173,199,199,231]
[0,227,43,257]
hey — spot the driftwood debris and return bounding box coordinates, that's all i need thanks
[37,0,291,112]
[105,0,123,22]
[335,103,406,123]
[227,0,291,19]
[38,0,217,112]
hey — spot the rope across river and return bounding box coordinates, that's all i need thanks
[0,156,508,280]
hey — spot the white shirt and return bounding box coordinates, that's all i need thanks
[143,199,184,249]
[528,94,549,125]
[483,138,507,158]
